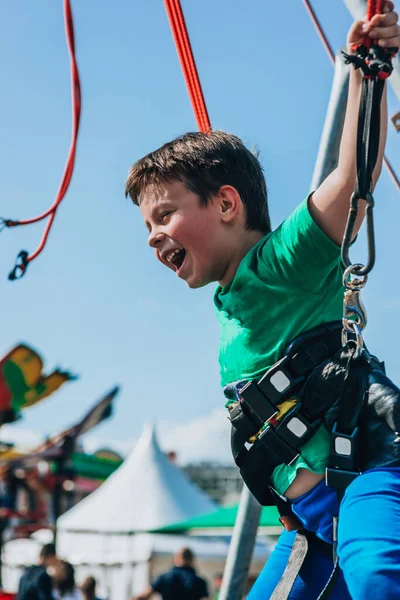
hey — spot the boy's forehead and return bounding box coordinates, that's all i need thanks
[140,180,188,207]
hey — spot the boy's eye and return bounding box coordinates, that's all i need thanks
[160,211,172,222]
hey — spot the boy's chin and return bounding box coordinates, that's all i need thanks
[183,274,210,289]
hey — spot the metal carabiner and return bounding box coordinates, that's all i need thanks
[341,320,365,359]
[341,192,375,276]
[343,288,367,331]
[341,265,367,359]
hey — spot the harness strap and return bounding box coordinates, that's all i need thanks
[230,322,343,483]
[326,347,369,498]
[270,524,339,600]
[316,518,340,600]
[317,562,341,600]
[270,531,309,599]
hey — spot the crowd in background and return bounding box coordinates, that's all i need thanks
[12,542,225,600]
[16,544,103,600]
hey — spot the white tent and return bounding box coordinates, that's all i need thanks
[55,424,223,598]
[58,423,215,537]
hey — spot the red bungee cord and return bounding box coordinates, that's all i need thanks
[164,0,211,133]
[2,0,81,280]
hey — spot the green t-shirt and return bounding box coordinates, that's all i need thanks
[214,197,344,495]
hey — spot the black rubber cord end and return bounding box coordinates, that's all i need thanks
[8,250,29,281]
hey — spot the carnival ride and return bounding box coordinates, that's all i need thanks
[0,341,120,589]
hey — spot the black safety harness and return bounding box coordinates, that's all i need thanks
[228,42,396,599]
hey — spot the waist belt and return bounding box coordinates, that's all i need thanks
[229,321,343,505]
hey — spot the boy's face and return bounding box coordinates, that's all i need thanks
[140,181,232,288]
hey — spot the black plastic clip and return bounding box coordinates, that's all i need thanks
[257,355,304,405]
[330,422,359,471]
[325,467,360,491]
[239,381,277,428]
[276,403,322,449]
[258,425,299,466]
[325,422,361,491]
[8,250,29,281]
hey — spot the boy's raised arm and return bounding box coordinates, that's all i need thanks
[309,1,400,246]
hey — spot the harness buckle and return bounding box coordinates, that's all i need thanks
[330,422,360,471]
[239,381,278,428]
[325,467,360,490]
[275,403,322,449]
[257,355,305,405]
[258,425,299,466]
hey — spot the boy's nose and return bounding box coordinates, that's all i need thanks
[148,229,164,248]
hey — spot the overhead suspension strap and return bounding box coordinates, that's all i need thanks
[164,0,211,133]
[302,0,400,192]
[341,0,397,355]
[2,0,81,281]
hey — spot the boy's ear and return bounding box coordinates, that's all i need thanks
[216,185,242,223]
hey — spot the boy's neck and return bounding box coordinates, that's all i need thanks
[219,229,265,288]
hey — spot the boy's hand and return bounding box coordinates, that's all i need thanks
[347,1,400,54]
[311,2,397,246]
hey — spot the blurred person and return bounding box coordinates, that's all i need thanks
[53,562,81,600]
[80,577,102,600]
[212,573,223,600]
[17,543,57,600]
[134,547,209,600]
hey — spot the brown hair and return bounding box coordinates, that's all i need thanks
[125,131,271,234]
[81,576,97,599]
[39,543,56,560]
[53,561,75,597]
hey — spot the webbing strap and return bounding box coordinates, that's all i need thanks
[270,529,340,600]
[270,531,309,599]
[317,562,341,600]
[316,518,340,600]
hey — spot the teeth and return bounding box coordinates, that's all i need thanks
[165,249,181,263]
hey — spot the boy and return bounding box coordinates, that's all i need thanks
[126,4,400,599]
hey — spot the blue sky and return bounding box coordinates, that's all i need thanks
[0,0,399,463]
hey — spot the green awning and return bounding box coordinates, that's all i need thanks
[152,503,281,533]
[69,452,122,480]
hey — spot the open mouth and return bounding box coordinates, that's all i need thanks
[165,248,187,272]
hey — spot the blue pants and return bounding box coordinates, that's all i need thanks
[248,468,400,599]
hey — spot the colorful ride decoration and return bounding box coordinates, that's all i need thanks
[0,387,120,540]
[0,344,76,426]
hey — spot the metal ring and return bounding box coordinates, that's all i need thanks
[343,264,368,290]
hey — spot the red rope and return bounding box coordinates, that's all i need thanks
[5,0,81,274]
[302,0,400,192]
[367,0,384,21]
[364,0,384,47]
[164,0,211,133]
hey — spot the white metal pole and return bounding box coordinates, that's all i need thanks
[311,55,350,190]
[219,485,262,600]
